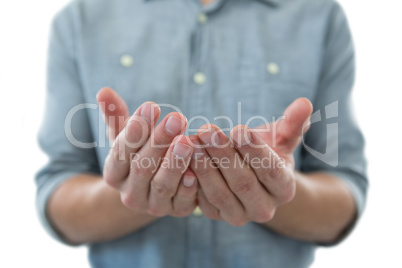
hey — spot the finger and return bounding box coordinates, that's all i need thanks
[189,136,246,226]
[197,189,221,221]
[121,113,188,210]
[103,102,160,189]
[231,126,295,205]
[197,125,271,222]
[276,98,313,153]
[172,169,198,217]
[253,98,313,152]
[97,87,130,142]
[148,135,194,216]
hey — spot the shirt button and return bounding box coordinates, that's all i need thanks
[193,206,203,216]
[198,13,208,24]
[267,62,280,75]
[194,72,207,85]
[120,54,134,68]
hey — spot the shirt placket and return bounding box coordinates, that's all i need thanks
[183,0,226,267]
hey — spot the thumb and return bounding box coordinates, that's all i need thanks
[97,87,130,142]
[276,98,313,154]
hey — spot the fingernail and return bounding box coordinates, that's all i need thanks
[173,143,192,159]
[199,129,221,147]
[183,175,196,187]
[233,128,252,146]
[165,116,185,135]
[140,102,158,122]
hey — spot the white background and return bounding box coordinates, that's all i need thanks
[0,0,401,267]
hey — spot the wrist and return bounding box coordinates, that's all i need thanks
[95,177,158,225]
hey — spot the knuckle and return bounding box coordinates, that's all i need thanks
[130,159,151,179]
[208,192,231,208]
[193,161,220,180]
[254,209,275,223]
[251,147,266,161]
[104,177,118,189]
[233,177,256,196]
[257,164,272,181]
[215,150,235,166]
[126,118,149,145]
[103,171,119,189]
[192,164,210,178]
[121,192,137,210]
[269,166,284,179]
[151,179,176,198]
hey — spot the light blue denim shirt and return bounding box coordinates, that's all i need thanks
[36,0,368,267]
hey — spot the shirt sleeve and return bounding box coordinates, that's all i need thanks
[35,3,100,244]
[300,1,368,245]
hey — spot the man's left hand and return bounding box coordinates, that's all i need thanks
[190,98,313,226]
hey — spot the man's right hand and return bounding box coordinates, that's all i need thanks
[97,87,198,218]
